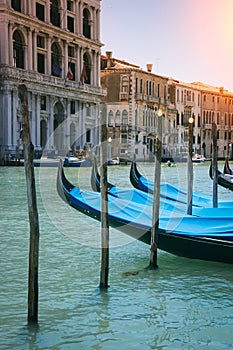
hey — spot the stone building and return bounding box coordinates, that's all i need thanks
[0,0,105,163]
[101,52,233,161]
[101,52,175,161]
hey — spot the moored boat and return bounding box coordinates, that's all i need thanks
[223,159,233,175]
[57,161,233,264]
[130,161,233,207]
[209,162,233,192]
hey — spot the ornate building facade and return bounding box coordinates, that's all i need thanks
[0,0,105,163]
[101,52,175,161]
[101,52,233,161]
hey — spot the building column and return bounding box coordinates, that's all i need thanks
[66,99,71,150]
[64,42,68,78]
[49,96,54,148]
[8,21,13,66]
[32,29,38,71]
[36,95,41,149]
[27,28,33,70]
[46,34,52,75]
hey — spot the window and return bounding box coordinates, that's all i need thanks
[67,16,74,32]
[51,43,62,77]
[67,0,73,11]
[121,76,129,92]
[13,30,24,68]
[203,95,206,102]
[41,96,47,110]
[11,0,21,12]
[135,78,138,94]
[37,53,45,73]
[68,46,75,57]
[70,100,75,114]
[37,35,45,48]
[140,79,143,94]
[36,2,45,21]
[50,0,60,27]
[82,52,91,84]
[121,134,127,144]
[83,8,91,38]
[108,110,114,126]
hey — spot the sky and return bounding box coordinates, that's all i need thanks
[100,0,233,91]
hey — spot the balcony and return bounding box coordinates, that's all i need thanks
[119,92,129,100]
[0,67,106,97]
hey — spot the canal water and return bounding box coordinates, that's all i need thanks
[1,162,233,349]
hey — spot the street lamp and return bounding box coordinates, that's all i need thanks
[108,137,112,161]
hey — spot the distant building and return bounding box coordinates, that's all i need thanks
[101,52,175,161]
[101,52,233,161]
[0,0,105,163]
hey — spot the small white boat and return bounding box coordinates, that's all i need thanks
[192,154,206,163]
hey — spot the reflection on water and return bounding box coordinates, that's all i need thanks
[0,163,233,349]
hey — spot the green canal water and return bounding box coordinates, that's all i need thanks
[0,162,233,349]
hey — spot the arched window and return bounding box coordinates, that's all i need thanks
[115,110,121,126]
[83,8,91,38]
[122,110,128,125]
[121,76,129,92]
[51,43,62,77]
[81,52,91,84]
[50,0,60,27]
[108,110,114,126]
[13,30,24,69]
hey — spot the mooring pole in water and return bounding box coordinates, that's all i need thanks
[187,116,194,215]
[149,109,163,269]
[212,122,218,208]
[99,104,109,290]
[18,84,40,324]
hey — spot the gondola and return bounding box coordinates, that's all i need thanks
[209,162,233,192]
[57,161,233,264]
[223,159,233,175]
[130,162,233,207]
[91,158,186,213]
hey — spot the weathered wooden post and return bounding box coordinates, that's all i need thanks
[149,109,163,269]
[18,84,40,324]
[212,122,218,207]
[187,116,194,215]
[99,104,109,289]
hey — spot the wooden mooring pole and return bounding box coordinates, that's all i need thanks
[18,84,40,324]
[187,117,194,215]
[99,105,109,290]
[149,109,163,269]
[212,122,218,208]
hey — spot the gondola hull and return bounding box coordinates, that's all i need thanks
[209,162,233,191]
[57,162,233,264]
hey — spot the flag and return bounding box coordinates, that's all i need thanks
[80,64,88,84]
[52,59,62,77]
[66,65,74,80]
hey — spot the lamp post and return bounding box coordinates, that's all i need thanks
[187,116,194,215]
[108,137,112,162]
[150,108,163,269]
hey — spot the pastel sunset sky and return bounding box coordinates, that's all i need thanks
[101,0,233,91]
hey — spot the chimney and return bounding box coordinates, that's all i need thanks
[106,51,112,69]
[147,63,153,73]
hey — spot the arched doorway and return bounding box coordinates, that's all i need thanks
[53,101,65,153]
[70,123,76,149]
[40,120,47,149]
